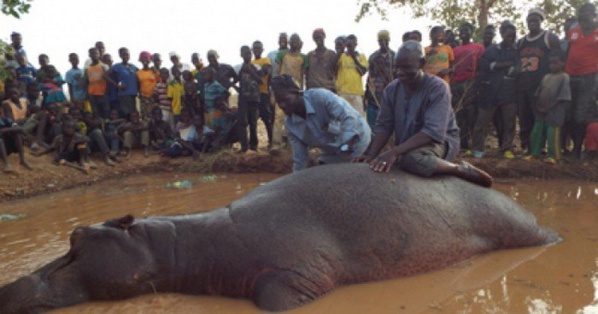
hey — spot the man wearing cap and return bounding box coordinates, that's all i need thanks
[353,41,493,188]
[306,28,337,92]
[270,74,371,172]
[516,8,561,153]
[366,30,396,129]
[565,3,598,159]
[169,51,191,78]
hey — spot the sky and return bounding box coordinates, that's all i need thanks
[0,0,433,74]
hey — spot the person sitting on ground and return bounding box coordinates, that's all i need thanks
[0,87,34,172]
[83,111,116,166]
[167,109,214,160]
[352,41,493,188]
[523,52,571,164]
[103,109,125,159]
[32,120,91,174]
[270,74,371,172]
[120,111,150,158]
[148,106,174,153]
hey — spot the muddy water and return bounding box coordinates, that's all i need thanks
[0,174,597,314]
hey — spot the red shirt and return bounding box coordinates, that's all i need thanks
[565,25,598,76]
[451,43,485,83]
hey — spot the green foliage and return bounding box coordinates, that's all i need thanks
[2,0,32,18]
[0,39,11,82]
[356,0,594,37]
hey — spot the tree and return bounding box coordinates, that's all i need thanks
[2,0,32,18]
[356,0,591,35]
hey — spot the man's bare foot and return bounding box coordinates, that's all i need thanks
[87,160,98,169]
[105,157,116,166]
[144,147,150,158]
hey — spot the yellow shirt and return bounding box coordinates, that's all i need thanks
[336,53,368,95]
[137,69,159,98]
[167,80,185,115]
[252,57,271,94]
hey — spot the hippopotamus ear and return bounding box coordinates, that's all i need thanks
[104,214,135,230]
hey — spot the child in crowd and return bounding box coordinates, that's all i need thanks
[85,47,110,119]
[65,53,88,109]
[37,54,67,108]
[524,53,572,164]
[103,109,125,159]
[120,111,150,158]
[167,67,185,124]
[83,111,116,166]
[0,87,33,172]
[32,120,91,174]
[424,26,454,83]
[154,68,173,128]
[182,70,200,114]
[202,67,229,130]
[15,53,36,96]
[137,51,159,121]
[101,53,119,112]
[148,106,174,153]
[167,108,214,160]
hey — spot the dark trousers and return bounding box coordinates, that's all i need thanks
[117,95,137,119]
[516,89,536,152]
[237,100,259,151]
[451,80,477,150]
[472,103,517,152]
[258,93,273,145]
[568,74,597,157]
[89,95,110,120]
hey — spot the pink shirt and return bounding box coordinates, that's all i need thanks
[452,43,485,83]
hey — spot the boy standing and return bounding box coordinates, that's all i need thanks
[109,47,139,119]
[236,45,263,153]
[85,48,110,119]
[65,53,88,108]
[423,26,454,83]
[336,34,368,115]
[524,53,571,164]
[167,67,185,124]
[251,41,273,148]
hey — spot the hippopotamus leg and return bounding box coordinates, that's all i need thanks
[253,269,334,311]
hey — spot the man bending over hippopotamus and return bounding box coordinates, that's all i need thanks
[353,40,493,187]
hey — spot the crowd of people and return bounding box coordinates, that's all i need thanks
[0,3,597,177]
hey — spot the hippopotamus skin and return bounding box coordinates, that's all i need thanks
[0,163,560,313]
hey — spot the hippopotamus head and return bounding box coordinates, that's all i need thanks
[0,215,165,314]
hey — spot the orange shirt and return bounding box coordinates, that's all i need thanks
[86,63,109,96]
[137,69,159,98]
[424,45,454,83]
[3,98,28,121]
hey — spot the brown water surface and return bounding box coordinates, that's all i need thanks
[1,174,597,313]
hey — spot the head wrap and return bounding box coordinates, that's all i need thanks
[378,30,390,40]
[528,8,546,21]
[139,51,152,61]
[207,50,219,59]
[270,74,301,94]
[313,28,326,38]
[169,51,180,58]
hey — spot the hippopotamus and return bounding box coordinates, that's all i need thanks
[0,163,560,313]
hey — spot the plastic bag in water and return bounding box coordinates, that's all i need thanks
[166,180,194,189]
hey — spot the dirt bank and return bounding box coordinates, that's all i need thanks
[1,147,597,202]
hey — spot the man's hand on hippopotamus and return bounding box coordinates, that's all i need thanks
[370,150,400,172]
[350,154,374,163]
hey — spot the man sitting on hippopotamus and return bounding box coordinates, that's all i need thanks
[353,40,493,187]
